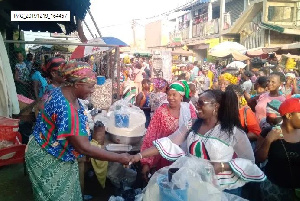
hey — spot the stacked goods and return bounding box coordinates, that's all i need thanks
[91,79,112,110]
[0,117,21,159]
[286,58,297,70]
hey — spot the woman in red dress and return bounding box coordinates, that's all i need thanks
[140,80,197,181]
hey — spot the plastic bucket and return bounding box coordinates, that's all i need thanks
[157,175,188,201]
[97,76,106,85]
[114,113,129,128]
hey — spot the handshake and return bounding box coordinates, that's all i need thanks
[117,152,144,165]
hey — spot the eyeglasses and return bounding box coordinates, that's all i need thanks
[196,100,214,108]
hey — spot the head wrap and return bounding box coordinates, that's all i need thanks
[202,65,209,71]
[279,98,300,116]
[62,61,96,85]
[218,73,238,84]
[169,80,190,98]
[42,57,65,74]
[152,78,168,90]
[266,100,282,118]
[285,73,296,79]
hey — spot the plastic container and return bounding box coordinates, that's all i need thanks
[97,76,106,85]
[114,106,130,128]
[157,175,188,201]
[0,117,19,141]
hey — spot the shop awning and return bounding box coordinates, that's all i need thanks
[260,22,284,33]
[171,49,194,56]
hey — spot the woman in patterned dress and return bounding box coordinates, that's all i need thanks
[14,52,31,97]
[139,80,197,182]
[149,78,168,117]
[34,57,66,117]
[133,89,265,196]
[25,61,132,201]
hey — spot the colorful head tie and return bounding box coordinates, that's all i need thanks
[153,78,168,90]
[169,80,190,98]
[62,61,96,85]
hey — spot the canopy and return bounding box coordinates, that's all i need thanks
[247,47,280,56]
[0,0,91,34]
[281,42,300,50]
[70,37,128,59]
[231,50,250,61]
[171,49,194,56]
[209,41,247,57]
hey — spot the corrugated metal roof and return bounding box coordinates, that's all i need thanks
[176,0,211,11]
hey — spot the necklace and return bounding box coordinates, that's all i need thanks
[280,138,295,187]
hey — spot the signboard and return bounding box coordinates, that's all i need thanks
[152,51,172,81]
[205,38,219,48]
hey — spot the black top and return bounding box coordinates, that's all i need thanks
[265,139,300,188]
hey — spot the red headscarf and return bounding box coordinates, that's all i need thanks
[279,98,300,116]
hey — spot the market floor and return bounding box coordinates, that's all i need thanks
[0,164,115,201]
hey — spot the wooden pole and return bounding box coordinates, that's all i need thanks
[88,9,102,38]
[83,20,95,38]
[116,47,121,100]
[131,19,136,49]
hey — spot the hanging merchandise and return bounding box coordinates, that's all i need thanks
[286,58,297,70]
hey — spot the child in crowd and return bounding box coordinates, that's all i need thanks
[247,76,268,112]
[90,121,108,188]
[135,79,151,128]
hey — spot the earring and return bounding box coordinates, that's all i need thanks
[213,109,216,116]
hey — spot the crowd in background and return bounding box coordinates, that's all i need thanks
[127,57,300,201]
[12,51,300,200]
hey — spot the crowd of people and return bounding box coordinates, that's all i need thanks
[18,53,300,201]
[129,59,300,201]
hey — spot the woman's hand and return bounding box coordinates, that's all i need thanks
[141,164,151,182]
[211,162,230,174]
[211,162,222,174]
[131,153,142,163]
[118,153,133,165]
[266,127,283,143]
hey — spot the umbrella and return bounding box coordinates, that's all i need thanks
[226,61,247,69]
[208,41,247,57]
[71,37,128,59]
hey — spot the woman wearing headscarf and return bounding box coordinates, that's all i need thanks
[26,61,132,201]
[133,89,265,196]
[34,57,66,117]
[139,80,197,182]
[280,73,298,99]
[256,98,300,201]
[149,78,168,117]
[218,73,238,92]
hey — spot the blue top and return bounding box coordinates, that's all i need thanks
[31,71,48,98]
[33,87,90,162]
